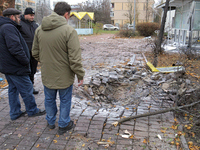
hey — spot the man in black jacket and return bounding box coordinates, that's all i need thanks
[20,7,39,94]
[0,8,46,120]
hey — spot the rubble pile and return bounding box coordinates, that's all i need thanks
[79,55,199,106]
[83,65,140,104]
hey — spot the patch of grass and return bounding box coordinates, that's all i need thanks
[93,29,119,34]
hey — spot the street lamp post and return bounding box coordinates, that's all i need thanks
[133,0,136,30]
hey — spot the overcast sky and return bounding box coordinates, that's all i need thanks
[51,0,160,9]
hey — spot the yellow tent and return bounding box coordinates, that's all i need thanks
[70,12,94,20]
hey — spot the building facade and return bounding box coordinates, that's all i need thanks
[110,0,154,27]
[15,0,51,13]
[15,0,36,13]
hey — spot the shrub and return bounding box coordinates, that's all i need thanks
[117,29,138,38]
[93,23,103,35]
[136,22,160,37]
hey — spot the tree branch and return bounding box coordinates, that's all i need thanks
[111,100,200,125]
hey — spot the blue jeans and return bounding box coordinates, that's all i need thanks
[44,85,73,128]
[5,74,39,120]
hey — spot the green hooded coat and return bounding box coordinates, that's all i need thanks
[32,12,85,89]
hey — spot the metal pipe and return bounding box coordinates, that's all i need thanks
[133,0,136,30]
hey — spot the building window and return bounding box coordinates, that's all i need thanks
[110,11,114,17]
[111,3,114,8]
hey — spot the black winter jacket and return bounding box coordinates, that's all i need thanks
[0,16,31,75]
[20,15,38,51]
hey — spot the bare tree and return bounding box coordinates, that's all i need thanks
[123,0,134,25]
[35,0,52,25]
[153,0,164,23]
[144,0,153,22]
[81,0,111,24]
[0,0,15,16]
[123,0,139,25]
[153,0,170,67]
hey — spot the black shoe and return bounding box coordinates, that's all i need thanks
[47,123,55,129]
[58,120,74,135]
[11,110,26,121]
[29,109,46,117]
[33,88,39,94]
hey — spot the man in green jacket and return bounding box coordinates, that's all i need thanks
[32,2,85,135]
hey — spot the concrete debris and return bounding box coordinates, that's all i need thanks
[80,55,198,106]
[127,55,136,66]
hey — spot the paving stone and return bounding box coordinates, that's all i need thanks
[15,144,32,150]
[87,143,99,149]
[134,131,149,137]
[75,122,90,127]
[116,139,133,145]
[0,143,18,150]
[88,128,102,134]
[89,124,104,129]
[81,108,97,116]
[102,134,118,141]
[74,126,88,132]
[87,133,101,139]
[3,137,21,145]
[92,116,106,121]
[48,142,66,149]
[116,145,133,150]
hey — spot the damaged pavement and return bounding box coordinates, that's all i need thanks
[0,34,197,150]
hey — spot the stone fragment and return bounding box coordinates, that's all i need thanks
[87,87,94,96]
[115,68,125,75]
[130,67,137,74]
[99,85,106,94]
[102,77,108,84]
[151,73,162,80]
[141,72,147,77]
[95,73,103,79]
[109,74,118,82]
[129,75,141,81]
[186,79,191,85]
[125,66,131,69]
[142,77,155,84]
[141,89,150,97]
[83,76,92,85]
[135,71,142,76]
[101,71,109,77]
[186,88,195,93]
[109,71,117,76]
[127,54,136,66]
[162,83,170,91]
[92,78,101,86]
[165,74,172,81]
[178,88,186,95]
[95,96,100,100]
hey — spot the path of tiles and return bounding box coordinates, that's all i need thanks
[0,35,178,150]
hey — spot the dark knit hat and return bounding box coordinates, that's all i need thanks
[24,7,35,15]
[3,8,21,16]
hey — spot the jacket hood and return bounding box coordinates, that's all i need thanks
[41,12,67,31]
[0,16,20,28]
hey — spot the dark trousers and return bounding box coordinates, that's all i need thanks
[30,56,38,84]
[5,74,39,120]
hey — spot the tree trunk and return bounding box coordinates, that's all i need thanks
[0,0,15,16]
[153,0,170,67]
